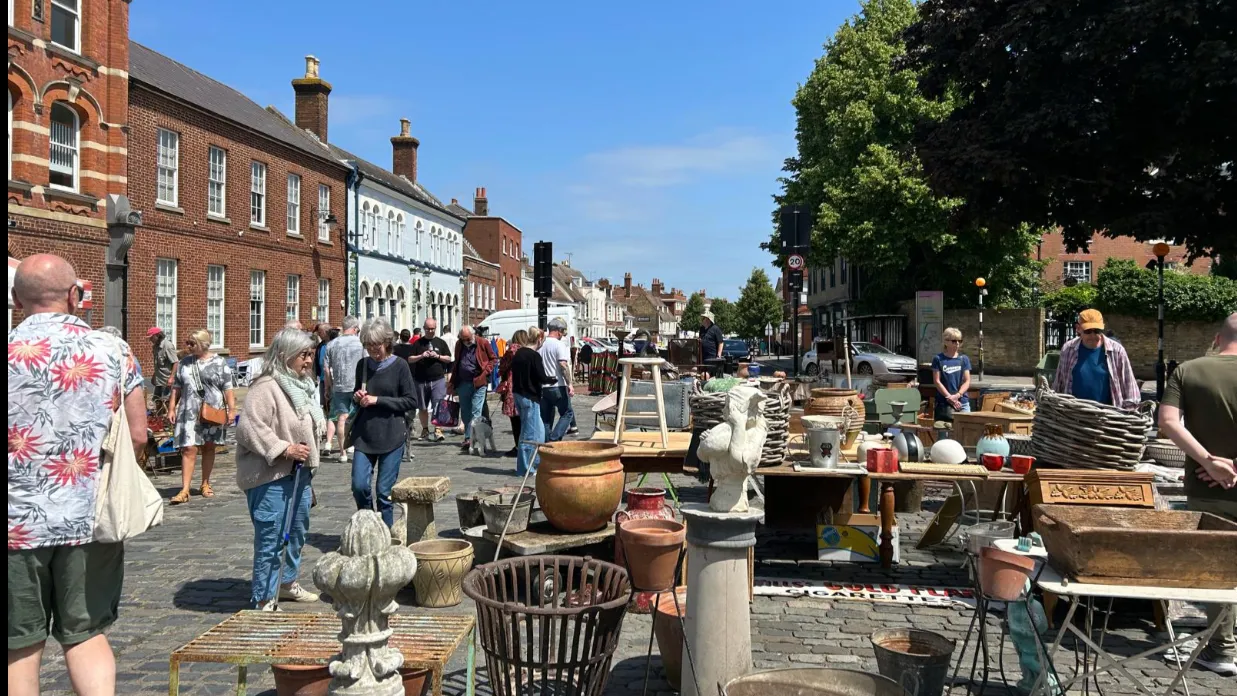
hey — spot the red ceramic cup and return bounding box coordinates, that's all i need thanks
[981,453,1005,472]
[1010,455,1034,474]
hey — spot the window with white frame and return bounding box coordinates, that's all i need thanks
[249,271,266,346]
[208,146,227,217]
[286,174,301,234]
[386,286,396,330]
[395,215,404,257]
[50,0,80,53]
[317,185,330,241]
[387,211,396,256]
[375,284,386,319]
[360,203,370,249]
[48,103,78,190]
[206,265,225,347]
[155,259,178,341]
[286,274,300,322]
[361,282,373,320]
[317,278,330,323]
[250,162,266,226]
[415,221,423,260]
[1064,260,1093,284]
[155,128,179,205]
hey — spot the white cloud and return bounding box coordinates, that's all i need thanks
[584,129,780,188]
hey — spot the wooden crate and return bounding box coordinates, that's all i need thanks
[951,412,1034,447]
[1026,469,1155,509]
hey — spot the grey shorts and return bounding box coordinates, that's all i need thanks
[330,392,354,418]
[8,541,125,650]
[413,378,446,411]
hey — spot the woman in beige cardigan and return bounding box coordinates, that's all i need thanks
[235,328,324,609]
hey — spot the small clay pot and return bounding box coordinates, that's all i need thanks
[401,666,432,696]
[617,518,686,592]
[272,664,331,696]
[981,453,1005,472]
[654,589,688,691]
[979,546,1036,601]
[1010,455,1034,475]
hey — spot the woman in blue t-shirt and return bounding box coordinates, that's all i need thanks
[931,327,973,422]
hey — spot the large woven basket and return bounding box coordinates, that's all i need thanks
[690,382,791,467]
[1031,387,1152,471]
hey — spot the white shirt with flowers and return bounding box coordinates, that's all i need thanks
[8,313,144,550]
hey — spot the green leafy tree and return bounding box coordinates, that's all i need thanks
[710,298,739,336]
[734,269,783,339]
[906,0,1237,260]
[769,0,1043,310]
[1041,284,1098,320]
[680,292,706,334]
[1094,259,1237,323]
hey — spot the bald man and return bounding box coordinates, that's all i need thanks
[9,254,147,694]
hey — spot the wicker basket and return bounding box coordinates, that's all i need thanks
[1145,439,1187,468]
[1031,389,1151,471]
[690,383,791,467]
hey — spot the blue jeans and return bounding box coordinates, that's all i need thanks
[246,470,312,607]
[351,446,403,528]
[540,386,573,442]
[515,393,545,476]
[456,381,488,440]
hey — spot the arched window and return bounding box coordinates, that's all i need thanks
[360,282,373,320]
[387,211,396,256]
[395,215,404,258]
[386,286,396,329]
[49,102,79,191]
[368,206,379,251]
[360,203,371,250]
[375,283,386,319]
[395,287,406,331]
[415,220,423,261]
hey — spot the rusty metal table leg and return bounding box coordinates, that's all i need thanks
[168,658,180,696]
[467,625,477,696]
[431,666,443,696]
[235,665,248,696]
[880,481,896,568]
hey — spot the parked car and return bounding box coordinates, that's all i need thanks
[720,338,750,368]
[800,341,918,376]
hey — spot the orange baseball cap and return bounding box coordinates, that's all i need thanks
[1079,309,1105,331]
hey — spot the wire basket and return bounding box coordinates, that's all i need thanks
[690,383,791,466]
[463,556,631,696]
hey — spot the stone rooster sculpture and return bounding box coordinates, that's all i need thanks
[696,385,768,513]
[313,510,417,696]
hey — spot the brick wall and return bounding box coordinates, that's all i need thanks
[1039,232,1212,287]
[462,255,498,327]
[1104,315,1222,378]
[126,85,348,369]
[462,216,523,311]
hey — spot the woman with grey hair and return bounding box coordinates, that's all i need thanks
[234,328,324,607]
[348,318,416,528]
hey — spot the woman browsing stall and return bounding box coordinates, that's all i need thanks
[168,329,236,504]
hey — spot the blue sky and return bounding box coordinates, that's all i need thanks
[131,1,859,301]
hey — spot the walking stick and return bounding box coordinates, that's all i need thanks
[268,454,306,612]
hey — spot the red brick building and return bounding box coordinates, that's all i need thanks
[126,45,349,366]
[650,278,687,319]
[462,239,498,326]
[1038,232,1213,288]
[452,188,524,311]
[8,0,130,328]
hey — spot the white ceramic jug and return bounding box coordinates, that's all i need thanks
[802,415,847,468]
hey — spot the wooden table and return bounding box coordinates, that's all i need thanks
[481,521,615,556]
[589,430,691,474]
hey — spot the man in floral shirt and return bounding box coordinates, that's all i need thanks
[8,254,146,694]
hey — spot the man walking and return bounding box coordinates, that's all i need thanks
[699,312,725,377]
[448,325,495,451]
[9,254,147,696]
[325,316,365,461]
[1052,309,1141,410]
[147,326,179,416]
[408,318,451,442]
[539,318,575,442]
[1158,312,1237,676]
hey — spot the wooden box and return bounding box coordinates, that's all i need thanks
[950,412,1034,448]
[1026,469,1155,508]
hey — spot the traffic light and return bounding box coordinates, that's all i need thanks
[534,241,553,298]
[778,204,813,253]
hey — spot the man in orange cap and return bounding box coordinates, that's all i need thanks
[1052,309,1140,410]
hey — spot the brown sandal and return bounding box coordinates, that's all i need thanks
[200,482,215,498]
[169,489,190,504]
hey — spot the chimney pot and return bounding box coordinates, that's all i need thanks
[292,56,332,141]
[474,187,489,216]
[305,55,319,78]
[399,118,410,137]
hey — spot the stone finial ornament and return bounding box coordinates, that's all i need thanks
[313,510,417,695]
[696,386,768,513]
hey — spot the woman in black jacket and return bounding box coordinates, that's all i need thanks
[510,330,556,476]
[348,318,417,528]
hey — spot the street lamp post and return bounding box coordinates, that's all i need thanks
[314,208,340,314]
[976,277,988,383]
[1153,242,1171,399]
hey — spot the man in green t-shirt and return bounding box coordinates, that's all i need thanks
[1158,312,1237,676]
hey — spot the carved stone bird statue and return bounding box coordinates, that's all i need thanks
[696,385,768,513]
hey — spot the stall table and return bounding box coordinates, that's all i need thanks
[481,520,616,557]
[589,431,691,474]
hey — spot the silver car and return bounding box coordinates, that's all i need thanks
[801,341,918,376]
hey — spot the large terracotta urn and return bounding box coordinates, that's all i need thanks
[805,387,866,448]
[535,441,625,533]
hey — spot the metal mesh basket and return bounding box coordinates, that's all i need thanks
[462,556,631,696]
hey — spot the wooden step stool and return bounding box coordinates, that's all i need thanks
[613,357,669,448]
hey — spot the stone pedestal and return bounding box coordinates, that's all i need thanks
[680,504,763,696]
[391,476,450,546]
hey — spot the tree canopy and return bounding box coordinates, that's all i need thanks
[709,298,739,336]
[770,0,1042,310]
[906,0,1237,260]
[734,269,783,339]
[680,292,706,334]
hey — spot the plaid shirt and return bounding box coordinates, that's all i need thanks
[1052,336,1142,410]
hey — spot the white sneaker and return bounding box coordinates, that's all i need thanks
[338,450,348,463]
[279,582,320,603]
[1196,654,1237,677]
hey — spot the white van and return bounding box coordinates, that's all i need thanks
[479,305,579,344]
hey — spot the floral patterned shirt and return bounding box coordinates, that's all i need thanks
[9,313,144,550]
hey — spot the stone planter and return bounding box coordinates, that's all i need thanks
[535,441,625,533]
[408,539,474,608]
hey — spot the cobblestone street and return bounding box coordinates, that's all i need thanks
[33,394,1235,695]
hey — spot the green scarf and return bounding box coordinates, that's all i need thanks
[274,371,326,430]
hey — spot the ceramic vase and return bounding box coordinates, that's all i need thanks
[407,539,474,608]
[535,441,625,533]
[975,424,1011,463]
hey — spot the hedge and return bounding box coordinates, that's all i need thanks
[1041,259,1237,322]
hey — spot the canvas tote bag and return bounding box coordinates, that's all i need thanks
[95,349,165,542]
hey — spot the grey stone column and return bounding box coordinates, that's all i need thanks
[680,503,763,696]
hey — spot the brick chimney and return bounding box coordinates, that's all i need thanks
[651,278,663,296]
[292,55,331,142]
[474,187,489,216]
[391,118,420,182]
[623,273,632,297]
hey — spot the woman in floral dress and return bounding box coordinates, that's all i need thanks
[168,328,236,504]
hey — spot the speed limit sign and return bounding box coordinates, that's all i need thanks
[788,254,805,270]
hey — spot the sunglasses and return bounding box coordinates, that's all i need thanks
[1082,329,1104,336]
[185,340,197,347]
[946,339,961,344]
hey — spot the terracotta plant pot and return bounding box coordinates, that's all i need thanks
[614,488,676,567]
[535,441,625,533]
[805,388,866,447]
[272,664,331,696]
[617,519,686,592]
[978,546,1036,601]
[654,589,688,691]
[400,666,432,696]
[408,539,474,607]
